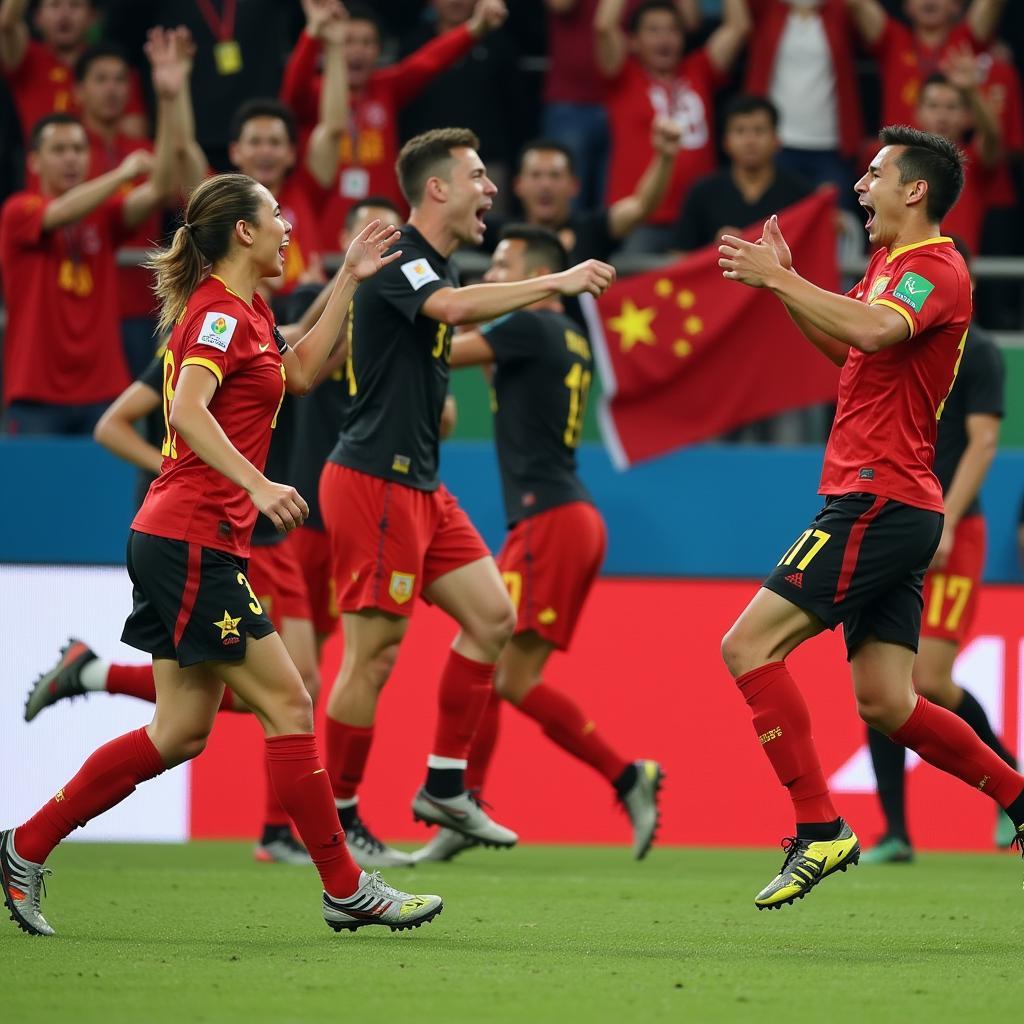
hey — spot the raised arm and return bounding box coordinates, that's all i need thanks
[966,0,1008,45]
[40,149,152,231]
[607,117,681,239]
[844,0,887,47]
[945,46,1003,168]
[305,0,349,189]
[705,0,751,74]
[93,377,164,475]
[421,259,615,325]
[281,219,403,394]
[0,0,28,73]
[594,0,628,78]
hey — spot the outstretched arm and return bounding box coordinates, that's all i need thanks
[844,0,886,47]
[0,0,28,73]
[41,150,153,231]
[421,260,615,325]
[594,0,628,78]
[305,0,349,189]
[966,0,1008,45]
[449,330,496,367]
[93,379,164,474]
[706,0,751,74]
[607,118,681,239]
[944,45,1003,168]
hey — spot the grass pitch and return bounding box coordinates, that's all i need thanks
[4,842,1022,1023]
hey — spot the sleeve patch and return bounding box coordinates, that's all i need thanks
[400,259,441,291]
[196,311,238,352]
[891,272,935,313]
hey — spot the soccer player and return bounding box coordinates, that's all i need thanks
[412,224,663,863]
[863,238,1011,863]
[0,174,442,937]
[23,271,353,865]
[717,125,1024,910]
[319,127,615,862]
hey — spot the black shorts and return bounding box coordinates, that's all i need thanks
[762,493,943,660]
[121,530,276,668]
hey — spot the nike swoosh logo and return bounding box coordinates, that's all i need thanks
[422,795,469,820]
[259,342,271,352]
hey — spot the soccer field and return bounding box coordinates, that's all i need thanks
[4,842,1021,1023]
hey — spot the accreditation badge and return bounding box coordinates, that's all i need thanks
[213,39,243,75]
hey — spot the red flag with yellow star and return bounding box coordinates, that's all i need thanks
[587,189,841,467]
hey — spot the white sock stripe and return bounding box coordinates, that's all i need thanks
[80,658,110,692]
[334,796,358,809]
[426,755,468,770]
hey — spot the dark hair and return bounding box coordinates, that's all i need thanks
[147,174,263,333]
[344,1,381,35]
[722,94,779,131]
[499,223,569,274]
[627,0,684,34]
[346,195,402,230]
[396,127,480,206]
[73,42,129,82]
[918,72,964,104]
[29,112,83,150]
[878,124,966,222]
[519,138,576,176]
[229,99,297,145]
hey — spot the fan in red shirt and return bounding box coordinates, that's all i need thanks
[73,33,207,377]
[717,125,1024,910]
[846,0,1007,128]
[594,0,751,251]
[0,28,192,436]
[0,0,147,140]
[280,0,507,252]
[0,171,447,940]
[913,62,1002,254]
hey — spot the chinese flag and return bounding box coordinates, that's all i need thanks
[588,189,842,467]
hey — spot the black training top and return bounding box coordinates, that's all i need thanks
[328,225,457,491]
[482,307,594,526]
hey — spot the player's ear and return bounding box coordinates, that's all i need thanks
[234,218,255,248]
[906,178,928,209]
[425,175,447,204]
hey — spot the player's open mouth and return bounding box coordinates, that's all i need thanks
[860,203,875,229]
[278,240,289,259]
[475,204,491,230]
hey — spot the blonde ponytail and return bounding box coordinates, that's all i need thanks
[146,173,262,334]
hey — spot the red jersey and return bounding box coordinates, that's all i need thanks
[872,18,979,129]
[820,237,972,514]
[940,144,989,253]
[280,27,475,251]
[976,53,1023,208]
[0,190,131,405]
[86,129,158,320]
[274,167,325,294]
[604,51,724,225]
[3,40,146,138]
[133,277,286,557]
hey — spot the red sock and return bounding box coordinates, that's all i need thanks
[518,683,629,783]
[264,734,362,896]
[15,727,166,864]
[263,753,290,828]
[465,689,502,792]
[324,717,374,802]
[892,695,1024,808]
[431,650,495,760]
[105,664,156,701]
[736,662,837,824]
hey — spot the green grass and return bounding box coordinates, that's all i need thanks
[4,842,1023,1023]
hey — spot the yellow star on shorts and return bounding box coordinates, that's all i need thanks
[214,610,241,639]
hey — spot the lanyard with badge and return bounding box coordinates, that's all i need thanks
[196,0,242,75]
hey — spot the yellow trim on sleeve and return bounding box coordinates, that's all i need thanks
[872,298,916,338]
[885,236,952,263]
[181,356,224,385]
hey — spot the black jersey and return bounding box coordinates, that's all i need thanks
[482,307,594,526]
[135,354,167,511]
[328,225,457,491]
[933,325,1004,519]
[288,364,348,531]
[250,391,294,547]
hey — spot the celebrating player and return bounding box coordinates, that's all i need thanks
[319,127,615,859]
[717,125,1024,910]
[412,225,663,863]
[1,173,443,938]
[863,240,1013,863]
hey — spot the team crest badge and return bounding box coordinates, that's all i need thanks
[867,275,890,303]
[389,572,416,605]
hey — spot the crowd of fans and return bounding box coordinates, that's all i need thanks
[1,0,1023,435]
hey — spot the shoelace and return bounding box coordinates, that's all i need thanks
[778,836,805,872]
[364,870,405,902]
[30,867,52,914]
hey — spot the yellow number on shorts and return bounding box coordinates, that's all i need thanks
[160,348,178,459]
[926,573,972,631]
[237,572,263,615]
[502,571,522,612]
[778,529,832,570]
[563,362,592,448]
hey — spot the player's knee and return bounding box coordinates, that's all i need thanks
[721,623,755,679]
[494,667,529,705]
[162,729,210,766]
[365,643,400,693]
[276,684,315,734]
[475,595,517,653]
[912,668,955,708]
[856,692,915,735]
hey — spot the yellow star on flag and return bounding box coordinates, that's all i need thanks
[654,278,673,298]
[676,289,696,309]
[214,610,241,639]
[684,315,704,335]
[608,298,657,353]
[673,340,692,358]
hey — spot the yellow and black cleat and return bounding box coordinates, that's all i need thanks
[754,820,860,910]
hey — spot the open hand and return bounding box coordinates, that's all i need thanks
[146,26,195,99]
[556,259,616,297]
[759,213,792,271]
[942,43,982,93]
[342,218,403,281]
[302,0,347,38]
[719,231,784,288]
[468,0,508,37]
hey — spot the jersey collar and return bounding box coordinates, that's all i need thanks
[885,236,953,263]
